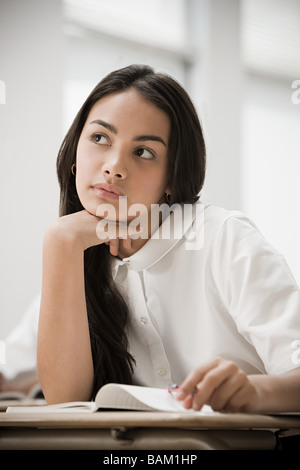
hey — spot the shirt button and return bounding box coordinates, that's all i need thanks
[140,317,148,325]
[158,368,166,377]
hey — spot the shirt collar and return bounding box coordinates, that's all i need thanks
[111,202,205,275]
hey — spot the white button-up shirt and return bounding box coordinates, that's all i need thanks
[2,203,300,386]
[111,203,300,388]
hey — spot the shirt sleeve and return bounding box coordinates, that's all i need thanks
[0,294,40,379]
[216,215,300,375]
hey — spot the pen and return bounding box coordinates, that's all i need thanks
[168,384,180,398]
[168,383,198,399]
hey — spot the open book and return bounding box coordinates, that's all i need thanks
[6,383,213,414]
[0,383,43,402]
[0,369,43,402]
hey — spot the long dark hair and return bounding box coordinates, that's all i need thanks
[56,64,206,398]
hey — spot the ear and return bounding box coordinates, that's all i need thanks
[164,183,171,196]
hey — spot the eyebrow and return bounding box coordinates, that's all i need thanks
[90,119,167,147]
[134,135,167,147]
[90,119,117,134]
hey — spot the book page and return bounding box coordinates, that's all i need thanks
[6,401,96,413]
[95,384,213,413]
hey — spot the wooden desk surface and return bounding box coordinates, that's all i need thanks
[2,409,300,451]
[1,409,300,430]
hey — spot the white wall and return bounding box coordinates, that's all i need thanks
[240,0,300,285]
[242,74,300,284]
[0,0,63,337]
[63,28,187,133]
[187,0,243,211]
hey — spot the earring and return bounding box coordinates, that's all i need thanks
[71,163,76,176]
[165,193,171,204]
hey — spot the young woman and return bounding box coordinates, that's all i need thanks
[38,64,300,412]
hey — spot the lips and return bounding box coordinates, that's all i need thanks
[91,183,125,200]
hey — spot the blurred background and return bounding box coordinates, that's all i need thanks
[0,0,299,337]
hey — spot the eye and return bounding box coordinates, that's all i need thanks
[135,147,155,160]
[91,133,110,145]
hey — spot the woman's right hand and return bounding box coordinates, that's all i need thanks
[45,210,132,257]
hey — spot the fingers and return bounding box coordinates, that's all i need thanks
[120,233,133,251]
[183,359,235,410]
[177,358,256,412]
[108,236,134,257]
[178,357,222,399]
[97,220,141,257]
[108,238,120,257]
[208,368,248,411]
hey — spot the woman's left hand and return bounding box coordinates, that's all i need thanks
[176,357,261,412]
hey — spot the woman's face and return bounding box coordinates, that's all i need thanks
[76,89,171,222]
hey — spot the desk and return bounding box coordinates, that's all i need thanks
[1,410,300,450]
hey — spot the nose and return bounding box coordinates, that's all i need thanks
[102,155,127,181]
